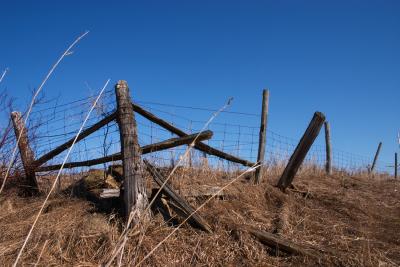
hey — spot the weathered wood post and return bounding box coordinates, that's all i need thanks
[115,80,149,222]
[277,112,325,191]
[324,121,332,175]
[370,142,382,174]
[395,153,398,179]
[254,89,269,184]
[11,111,39,195]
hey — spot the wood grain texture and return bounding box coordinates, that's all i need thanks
[115,80,148,221]
[370,142,382,173]
[324,121,332,175]
[277,112,325,191]
[11,111,39,195]
[144,160,212,233]
[254,89,269,184]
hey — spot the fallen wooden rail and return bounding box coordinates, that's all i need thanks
[37,130,213,172]
[144,160,212,233]
[132,103,255,167]
[246,227,322,259]
[98,185,225,199]
[34,111,118,168]
[142,130,212,154]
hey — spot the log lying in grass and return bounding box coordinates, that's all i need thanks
[144,160,213,233]
[244,227,322,259]
[249,228,321,258]
[36,130,213,172]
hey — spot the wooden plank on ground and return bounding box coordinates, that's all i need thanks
[100,189,121,198]
[246,227,322,259]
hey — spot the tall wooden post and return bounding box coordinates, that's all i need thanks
[324,121,332,175]
[254,89,269,184]
[277,112,325,191]
[11,111,39,195]
[370,142,382,174]
[115,80,148,222]
[395,153,398,179]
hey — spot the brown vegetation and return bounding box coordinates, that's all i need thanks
[0,166,399,266]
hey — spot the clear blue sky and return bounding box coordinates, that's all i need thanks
[1,1,399,167]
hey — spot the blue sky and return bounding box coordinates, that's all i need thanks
[1,1,399,169]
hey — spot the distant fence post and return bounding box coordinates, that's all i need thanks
[324,121,332,175]
[170,133,176,168]
[277,112,326,191]
[115,80,149,222]
[395,153,398,179]
[369,142,382,174]
[188,120,193,168]
[11,111,39,195]
[254,89,269,184]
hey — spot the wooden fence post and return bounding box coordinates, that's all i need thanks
[277,112,325,191]
[254,89,269,184]
[11,111,39,195]
[370,142,382,174]
[395,153,398,179]
[115,80,149,222]
[324,121,332,175]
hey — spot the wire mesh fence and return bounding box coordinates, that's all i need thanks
[17,88,393,177]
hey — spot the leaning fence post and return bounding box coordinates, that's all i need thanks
[395,153,398,179]
[277,112,326,191]
[369,142,382,174]
[324,121,332,175]
[115,80,149,222]
[254,89,269,184]
[11,111,39,195]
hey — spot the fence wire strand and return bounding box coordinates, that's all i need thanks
[6,90,391,176]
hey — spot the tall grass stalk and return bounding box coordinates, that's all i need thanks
[105,97,233,266]
[135,163,260,266]
[0,68,8,84]
[12,79,109,267]
[0,31,89,195]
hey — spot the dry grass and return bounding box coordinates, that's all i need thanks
[0,165,399,266]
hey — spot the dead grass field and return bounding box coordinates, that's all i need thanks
[0,166,399,266]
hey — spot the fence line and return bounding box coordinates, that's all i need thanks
[5,88,390,177]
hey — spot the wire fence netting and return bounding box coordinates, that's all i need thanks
[15,89,392,177]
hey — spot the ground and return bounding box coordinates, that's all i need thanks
[0,167,399,266]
